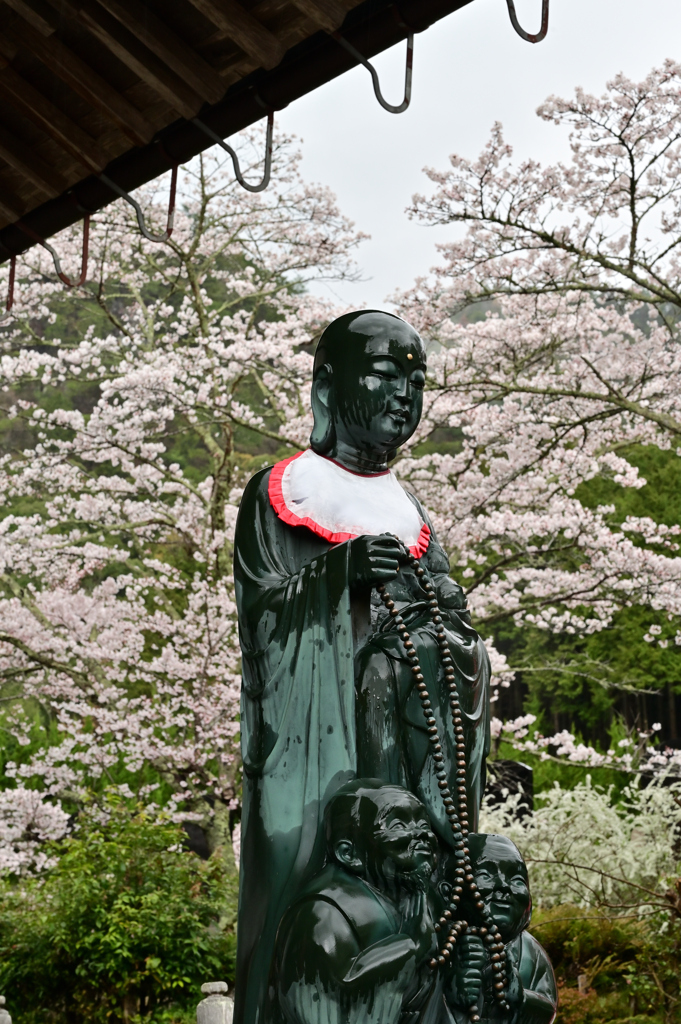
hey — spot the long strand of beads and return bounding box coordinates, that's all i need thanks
[376,550,510,1022]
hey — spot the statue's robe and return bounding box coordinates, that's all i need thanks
[272,863,432,1024]
[355,564,491,850]
[234,467,357,1024]
[234,453,491,1024]
[510,932,558,1024]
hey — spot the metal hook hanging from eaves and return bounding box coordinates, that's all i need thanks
[2,113,269,303]
[0,256,16,324]
[99,165,178,243]
[34,215,89,288]
[192,111,274,193]
[332,31,414,114]
[1,214,90,323]
[505,0,549,43]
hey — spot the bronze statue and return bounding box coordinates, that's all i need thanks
[272,780,439,1023]
[449,834,557,1024]
[234,310,547,1024]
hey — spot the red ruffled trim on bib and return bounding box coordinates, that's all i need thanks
[268,451,431,559]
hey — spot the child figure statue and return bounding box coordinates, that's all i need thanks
[447,834,557,1024]
[272,779,439,1024]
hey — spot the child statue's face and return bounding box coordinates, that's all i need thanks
[469,834,532,942]
[332,786,438,892]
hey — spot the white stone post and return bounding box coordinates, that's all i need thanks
[0,996,11,1024]
[197,982,234,1024]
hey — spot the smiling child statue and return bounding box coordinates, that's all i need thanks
[233,311,491,1024]
[449,835,557,1024]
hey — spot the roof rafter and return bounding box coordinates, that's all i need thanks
[0,0,54,37]
[184,0,284,69]
[289,0,346,32]
[43,0,206,119]
[0,60,102,171]
[0,122,68,197]
[96,0,227,105]
[0,195,22,223]
[5,17,154,146]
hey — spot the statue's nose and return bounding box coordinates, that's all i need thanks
[389,373,411,400]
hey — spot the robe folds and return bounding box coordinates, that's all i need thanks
[234,467,357,1024]
[234,460,491,1024]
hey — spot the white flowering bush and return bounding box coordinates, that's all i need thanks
[480,773,681,918]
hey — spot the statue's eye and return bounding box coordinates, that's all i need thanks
[388,819,409,830]
[368,360,400,379]
[410,372,426,390]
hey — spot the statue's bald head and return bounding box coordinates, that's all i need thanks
[467,833,532,940]
[310,310,427,459]
[313,310,425,379]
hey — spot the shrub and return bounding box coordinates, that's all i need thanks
[480,774,681,914]
[0,808,237,1023]
[530,906,679,1023]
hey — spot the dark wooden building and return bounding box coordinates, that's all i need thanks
[0,0,478,263]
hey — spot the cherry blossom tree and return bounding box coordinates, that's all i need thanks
[7,62,681,871]
[0,128,361,855]
[393,61,681,763]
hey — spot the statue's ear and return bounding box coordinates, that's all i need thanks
[310,364,335,454]
[333,839,363,873]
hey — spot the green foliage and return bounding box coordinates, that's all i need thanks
[532,906,642,980]
[580,445,681,531]
[0,808,237,1023]
[531,907,681,1023]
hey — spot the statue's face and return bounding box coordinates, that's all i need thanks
[365,789,437,882]
[471,836,531,942]
[332,315,426,456]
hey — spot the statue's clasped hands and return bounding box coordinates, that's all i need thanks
[348,533,409,588]
[451,933,485,1009]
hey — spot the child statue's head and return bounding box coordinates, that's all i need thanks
[467,833,532,942]
[325,778,438,894]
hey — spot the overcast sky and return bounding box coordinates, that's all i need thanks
[276,0,681,310]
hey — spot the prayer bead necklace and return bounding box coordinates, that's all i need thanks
[377,550,509,1021]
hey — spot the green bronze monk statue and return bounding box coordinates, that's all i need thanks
[273,779,440,1024]
[233,310,495,1023]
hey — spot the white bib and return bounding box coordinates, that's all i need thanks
[268,449,430,557]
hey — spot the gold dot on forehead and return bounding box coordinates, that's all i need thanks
[407,353,413,360]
